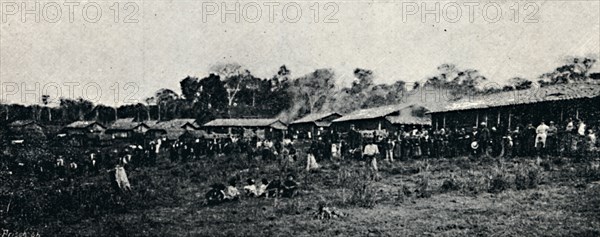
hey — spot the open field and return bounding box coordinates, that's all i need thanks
[2,152,600,236]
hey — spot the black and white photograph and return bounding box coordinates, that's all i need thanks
[0,0,599,236]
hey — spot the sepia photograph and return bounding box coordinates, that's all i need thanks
[0,0,599,236]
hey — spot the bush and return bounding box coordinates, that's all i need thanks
[335,168,377,208]
[462,175,488,195]
[416,176,431,198]
[440,178,462,193]
[515,167,541,190]
[488,173,510,194]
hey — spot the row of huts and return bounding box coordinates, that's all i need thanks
[2,104,432,146]
[4,82,600,146]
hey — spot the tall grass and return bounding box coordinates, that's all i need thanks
[334,168,377,208]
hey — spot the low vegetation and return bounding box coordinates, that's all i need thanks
[2,147,600,236]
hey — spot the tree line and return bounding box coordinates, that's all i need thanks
[0,57,598,126]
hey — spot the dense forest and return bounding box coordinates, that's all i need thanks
[0,57,598,126]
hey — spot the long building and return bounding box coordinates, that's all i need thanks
[427,82,600,130]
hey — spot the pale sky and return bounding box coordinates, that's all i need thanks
[1,0,599,106]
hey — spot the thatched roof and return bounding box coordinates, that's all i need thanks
[108,118,150,130]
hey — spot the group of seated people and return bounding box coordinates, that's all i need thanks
[205,174,299,205]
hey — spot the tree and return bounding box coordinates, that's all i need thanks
[180,76,201,102]
[59,98,94,122]
[144,97,154,120]
[289,68,336,114]
[149,88,178,121]
[41,95,52,121]
[503,77,533,91]
[538,57,597,86]
[351,68,374,94]
[424,64,488,97]
[211,63,251,107]
[196,74,229,123]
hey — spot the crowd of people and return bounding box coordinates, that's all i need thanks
[2,117,598,199]
[339,120,599,162]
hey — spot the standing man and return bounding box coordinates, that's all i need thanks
[524,123,536,157]
[546,121,558,156]
[348,125,362,160]
[306,139,321,171]
[535,121,550,157]
[478,122,490,157]
[363,138,380,179]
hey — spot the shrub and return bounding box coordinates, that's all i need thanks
[462,175,488,195]
[440,177,462,193]
[515,166,541,190]
[488,173,510,194]
[416,176,431,198]
[334,168,377,208]
[348,181,377,208]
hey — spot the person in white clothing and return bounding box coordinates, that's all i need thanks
[223,179,240,200]
[535,121,549,146]
[535,121,550,157]
[243,178,258,197]
[578,120,586,136]
[363,139,380,172]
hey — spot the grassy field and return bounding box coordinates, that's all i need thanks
[2,152,600,236]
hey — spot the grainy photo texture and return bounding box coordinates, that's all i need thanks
[0,0,599,236]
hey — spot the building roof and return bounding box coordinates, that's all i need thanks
[333,104,429,123]
[429,82,600,113]
[203,118,287,130]
[144,120,159,127]
[108,118,146,130]
[291,112,342,124]
[150,118,198,131]
[65,121,104,129]
[8,120,39,127]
